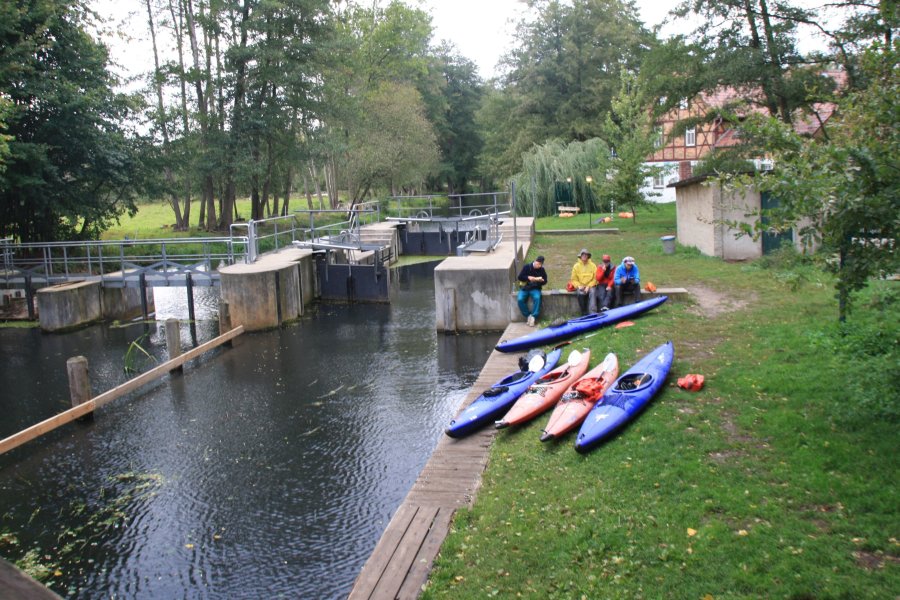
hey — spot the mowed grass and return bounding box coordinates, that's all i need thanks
[102,199,257,240]
[423,204,899,598]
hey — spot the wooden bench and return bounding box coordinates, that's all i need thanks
[557,205,581,216]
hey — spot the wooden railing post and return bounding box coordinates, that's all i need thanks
[165,318,183,373]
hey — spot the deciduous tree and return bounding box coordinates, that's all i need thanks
[721,42,899,321]
[0,0,139,242]
[593,71,661,221]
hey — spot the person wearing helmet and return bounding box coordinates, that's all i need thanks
[517,255,547,326]
[613,256,642,306]
[569,249,597,315]
[590,254,615,311]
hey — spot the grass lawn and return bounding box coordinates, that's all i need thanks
[423,203,899,598]
[102,199,258,240]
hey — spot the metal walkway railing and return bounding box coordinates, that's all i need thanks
[0,236,249,288]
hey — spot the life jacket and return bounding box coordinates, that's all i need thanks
[677,374,705,392]
[573,378,607,398]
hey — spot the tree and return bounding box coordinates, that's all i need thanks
[318,1,433,203]
[426,45,484,194]
[0,97,12,179]
[343,83,439,200]
[661,0,858,130]
[593,71,661,221]
[512,137,609,217]
[721,42,899,321]
[0,0,139,242]
[485,0,651,179]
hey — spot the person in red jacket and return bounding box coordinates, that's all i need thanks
[590,254,615,311]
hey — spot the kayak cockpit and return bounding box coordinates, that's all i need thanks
[615,373,652,391]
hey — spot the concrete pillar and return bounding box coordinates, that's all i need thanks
[434,249,517,332]
[219,251,309,331]
[37,281,102,332]
[101,285,153,321]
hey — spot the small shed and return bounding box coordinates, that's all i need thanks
[671,174,808,260]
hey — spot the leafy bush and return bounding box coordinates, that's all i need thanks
[813,285,900,423]
[742,245,825,291]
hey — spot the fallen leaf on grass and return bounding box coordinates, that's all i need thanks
[687,528,697,537]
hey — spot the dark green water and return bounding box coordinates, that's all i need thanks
[0,261,497,598]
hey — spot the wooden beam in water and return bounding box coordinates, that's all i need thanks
[0,325,245,456]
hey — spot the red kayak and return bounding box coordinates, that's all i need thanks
[540,352,618,442]
[495,349,591,429]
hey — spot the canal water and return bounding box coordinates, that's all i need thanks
[0,261,498,599]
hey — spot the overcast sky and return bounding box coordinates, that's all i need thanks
[94,0,837,82]
[420,0,668,78]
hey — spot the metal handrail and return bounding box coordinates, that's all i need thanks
[387,192,511,219]
[0,236,249,287]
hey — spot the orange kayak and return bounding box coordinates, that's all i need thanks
[495,349,591,429]
[540,352,618,442]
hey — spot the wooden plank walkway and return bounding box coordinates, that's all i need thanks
[348,322,531,600]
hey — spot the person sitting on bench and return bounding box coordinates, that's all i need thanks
[614,256,642,307]
[517,255,547,327]
[569,249,597,315]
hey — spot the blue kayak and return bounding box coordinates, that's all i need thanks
[446,347,563,438]
[574,341,674,453]
[495,296,668,353]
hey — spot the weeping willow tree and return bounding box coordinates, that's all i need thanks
[512,138,611,217]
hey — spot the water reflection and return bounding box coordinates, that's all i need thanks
[0,261,497,599]
[152,285,221,322]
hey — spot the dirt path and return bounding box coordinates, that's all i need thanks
[687,284,753,319]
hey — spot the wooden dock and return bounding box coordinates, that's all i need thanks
[347,322,531,599]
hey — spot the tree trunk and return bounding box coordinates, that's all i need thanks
[282,165,293,216]
[758,0,791,123]
[742,0,780,118]
[169,0,192,228]
[184,0,216,231]
[222,0,251,228]
[146,0,186,230]
[309,160,324,210]
[325,157,337,209]
[303,171,313,211]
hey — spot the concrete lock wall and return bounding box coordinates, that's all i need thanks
[37,280,103,332]
[435,254,517,332]
[219,251,313,331]
[102,286,153,321]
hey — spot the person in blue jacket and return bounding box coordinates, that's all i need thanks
[614,255,642,307]
[517,255,547,326]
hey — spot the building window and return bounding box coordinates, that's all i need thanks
[685,127,696,147]
[653,171,666,188]
[654,127,664,148]
[679,97,689,110]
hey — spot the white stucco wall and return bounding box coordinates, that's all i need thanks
[717,187,764,260]
[676,180,763,260]
[676,179,823,260]
[641,161,695,203]
[676,182,717,256]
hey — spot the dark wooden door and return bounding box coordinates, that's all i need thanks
[761,191,793,254]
